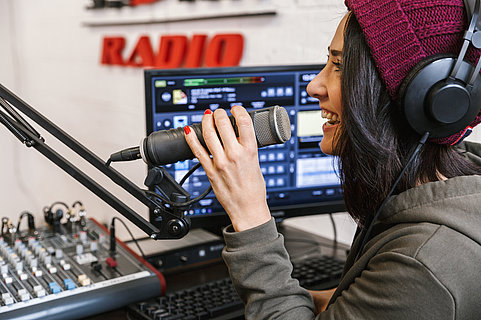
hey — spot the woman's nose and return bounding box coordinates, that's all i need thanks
[307,71,327,101]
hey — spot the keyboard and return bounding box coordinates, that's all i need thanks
[128,255,344,320]
[128,277,243,320]
[291,255,345,290]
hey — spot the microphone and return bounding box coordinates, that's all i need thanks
[109,106,291,166]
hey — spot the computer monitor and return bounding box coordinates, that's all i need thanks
[145,65,345,230]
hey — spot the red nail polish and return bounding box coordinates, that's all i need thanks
[204,109,212,115]
[184,126,191,135]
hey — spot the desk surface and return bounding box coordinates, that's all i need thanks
[83,223,350,320]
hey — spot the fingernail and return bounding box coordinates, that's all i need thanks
[204,109,212,115]
[184,126,191,135]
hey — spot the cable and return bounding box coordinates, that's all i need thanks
[354,131,430,261]
[72,201,83,208]
[329,213,338,252]
[110,217,146,259]
[289,247,325,261]
[143,162,212,207]
[284,238,340,250]
[1,217,9,236]
[179,162,202,186]
[144,184,212,208]
[108,158,210,208]
[46,201,70,212]
[284,213,339,254]
[17,210,35,232]
[144,163,212,207]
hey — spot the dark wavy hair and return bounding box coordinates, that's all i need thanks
[334,13,481,227]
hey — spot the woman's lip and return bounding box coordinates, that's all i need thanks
[322,122,339,132]
[321,107,338,115]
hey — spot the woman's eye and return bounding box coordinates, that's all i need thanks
[332,61,343,71]
[327,54,342,71]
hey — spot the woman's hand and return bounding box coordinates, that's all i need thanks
[184,106,271,232]
[308,288,337,314]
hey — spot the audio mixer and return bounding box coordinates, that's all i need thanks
[0,210,165,320]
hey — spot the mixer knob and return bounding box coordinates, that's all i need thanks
[20,247,28,258]
[18,271,28,281]
[33,285,46,298]
[63,278,76,290]
[28,237,36,246]
[78,274,91,286]
[55,249,63,259]
[90,241,98,253]
[1,293,13,305]
[15,261,23,271]
[80,231,87,244]
[21,248,30,258]
[99,233,106,244]
[3,275,13,284]
[33,268,43,278]
[36,290,46,297]
[36,246,44,255]
[46,264,57,274]
[48,282,62,294]
[29,257,38,268]
[76,244,83,256]
[9,253,18,264]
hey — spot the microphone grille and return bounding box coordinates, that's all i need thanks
[253,106,291,147]
[274,106,291,142]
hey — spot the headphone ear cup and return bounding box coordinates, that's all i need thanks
[398,54,453,104]
[399,54,481,138]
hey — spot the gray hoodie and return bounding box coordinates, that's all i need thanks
[222,141,481,319]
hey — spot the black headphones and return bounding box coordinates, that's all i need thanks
[399,0,481,139]
[351,0,481,267]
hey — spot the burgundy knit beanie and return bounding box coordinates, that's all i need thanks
[345,0,481,145]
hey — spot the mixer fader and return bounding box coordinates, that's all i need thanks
[0,208,164,320]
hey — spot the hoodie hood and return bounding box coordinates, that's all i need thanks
[378,141,481,246]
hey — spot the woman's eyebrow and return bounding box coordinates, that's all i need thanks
[328,46,342,57]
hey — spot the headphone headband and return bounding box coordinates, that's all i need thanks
[399,0,481,140]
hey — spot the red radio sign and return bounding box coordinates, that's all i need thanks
[101,33,244,68]
[130,0,158,5]
[88,0,159,9]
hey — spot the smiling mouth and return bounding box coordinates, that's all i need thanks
[321,109,340,127]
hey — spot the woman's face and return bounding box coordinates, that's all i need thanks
[307,14,348,155]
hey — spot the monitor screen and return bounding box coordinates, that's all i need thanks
[145,65,345,229]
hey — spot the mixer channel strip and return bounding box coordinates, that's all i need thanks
[0,218,164,320]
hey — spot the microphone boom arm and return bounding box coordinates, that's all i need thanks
[0,83,190,240]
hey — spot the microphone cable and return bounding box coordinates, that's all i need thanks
[143,162,213,208]
[110,216,146,259]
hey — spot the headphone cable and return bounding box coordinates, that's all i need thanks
[354,131,430,262]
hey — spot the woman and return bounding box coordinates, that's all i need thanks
[185,0,481,318]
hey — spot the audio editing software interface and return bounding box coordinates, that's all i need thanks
[146,66,342,219]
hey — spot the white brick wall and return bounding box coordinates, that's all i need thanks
[0,0,477,243]
[0,0,350,241]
